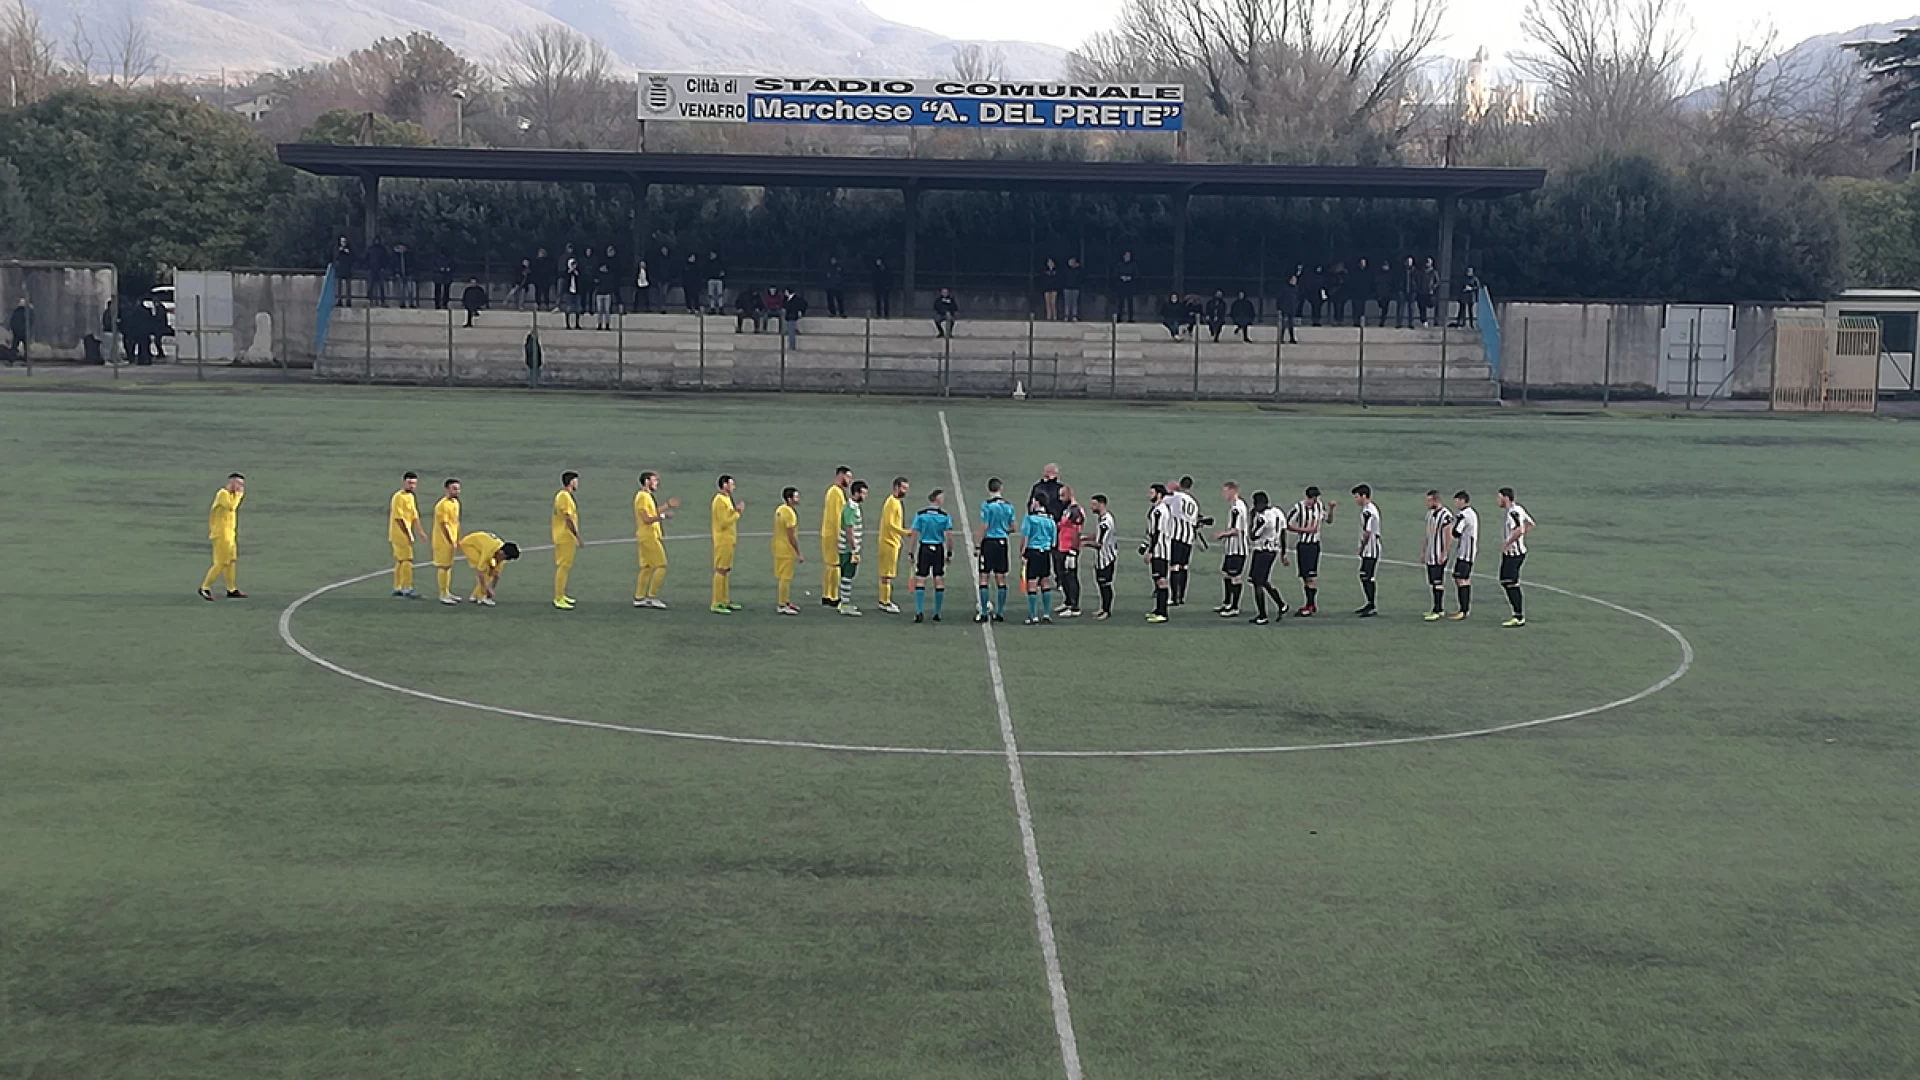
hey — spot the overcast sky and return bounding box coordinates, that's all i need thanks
[864,0,1920,80]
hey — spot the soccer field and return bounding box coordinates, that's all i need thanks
[3,383,1916,1079]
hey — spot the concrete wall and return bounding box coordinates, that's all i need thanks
[1490,301,1826,398]
[0,261,116,359]
[230,271,327,366]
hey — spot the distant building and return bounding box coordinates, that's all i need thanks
[230,92,277,123]
[1460,48,1537,124]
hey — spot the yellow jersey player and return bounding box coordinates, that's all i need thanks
[389,471,423,598]
[552,471,581,610]
[876,476,914,614]
[819,465,850,607]
[432,479,462,604]
[459,532,521,606]
[772,487,803,615]
[198,472,246,601]
[632,471,679,609]
[709,474,744,614]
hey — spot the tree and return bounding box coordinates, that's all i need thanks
[1514,0,1692,160]
[263,33,484,145]
[1845,27,1920,139]
[1829,178,1920,288]
[1,0,63,105]
[495,25,629,149]
[0,88,285,278]
[0,156,30,255]
[103,9,160,86]
[298,108,433,147]
[950,44,1006,82]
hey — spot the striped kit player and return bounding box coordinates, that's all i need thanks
[1214,482,1250,617]
[1245,490,1289,624]
[1089,494,1119,620]
[1164,476,1201,606]
[1421,490,1456,621]
[1351,484,1381,617]
[1141,484,1176,622]
[1447,491,1479,620]
[1285,486,1332,616]
[1496,487,1536,628]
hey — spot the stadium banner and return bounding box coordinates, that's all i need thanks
[639,75,1185,131]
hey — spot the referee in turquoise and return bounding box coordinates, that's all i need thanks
[1020,496,1058,624]
[976,478,1017,622]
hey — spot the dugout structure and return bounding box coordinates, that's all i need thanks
[1772,314,1880,413]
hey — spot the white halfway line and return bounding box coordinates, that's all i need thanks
[939,408,1086,1080]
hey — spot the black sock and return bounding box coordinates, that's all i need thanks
[1362,579,1376,606]
[1505,585,1523,616]
[1255,588,1268,618]
[1458,584,1471,613]
[1171,568,1186,603]
[1154,586,1168,616]
[1230,582,1242,608]
[1099,581,1113,614]
[1432,586,1445,614]
[1305,586,1316,609]
[1222,578,1233,605]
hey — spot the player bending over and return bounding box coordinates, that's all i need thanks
[459,532,521,605]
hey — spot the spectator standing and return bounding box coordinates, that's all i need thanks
[509,259,533,309]
[1230,290,1256,343]
[1303,265,1326,326]
[1040,257,1060,321]
[824,256,847,317]
[559,257,585,329]
[1062,256,1084,322]
[782,287,808,349]
[1351,258,1370,327]
[704,251,727,314]
[1204,290,1227,342]
[1396,257,1417,329]
[525,329,542,387]
[1111,250,1137,322]
[148,297,170,359]
[652,243,673,309]
[530,247,555,309]
[7,297,30,363]
[932,288,957,337]
[593,246,618,330]
[1277,274,1300,344]
[364,237,390,306]
[1419,257,1441,327]
[392,243,417,308]
[1288,264,1306,319]
[871,257,894,318]
[1327,262,1349,324]
[634,257,651,313]
[681,254,704,314]
[460,279,488,327]
[1454,267,1481,328]
[432,254,455,310]
[330,238,354,306]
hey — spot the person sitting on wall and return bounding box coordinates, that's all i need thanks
[932,288,958,338]
[734,287,763,333]
[1160,293,1186,340]
[461,279,489,327]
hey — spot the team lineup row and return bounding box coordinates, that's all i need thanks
[197,467,1539,626]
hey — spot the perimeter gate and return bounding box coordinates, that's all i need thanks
[1772,314,1880,413]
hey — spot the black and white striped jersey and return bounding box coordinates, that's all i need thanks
[1453,506,1480,563]
[1144,501,1175,560]
[1423,506,1456,566]
[1357,503,1382,558]
[1250,507,1286,552]
[1221,498,1249,556]
[1502,504,1535,556]
[1168,490,1200,545]
[1287,498,1329,545]
[1094,510,1118,568]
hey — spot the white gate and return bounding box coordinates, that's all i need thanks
[173,270,235,362]
[1661,305,1733,398]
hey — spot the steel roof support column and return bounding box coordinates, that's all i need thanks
[902,183,920,316]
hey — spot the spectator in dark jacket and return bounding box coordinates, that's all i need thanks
[1062,256,1085,322]
[1111,251,1138,322]
[1418,257,1441,327]
[824,256,847,317]
[781,288,808,349]
[1327,262,1349,324]
[331,238,354,306]
[1160,293,1186,340]
[1396,257,1418,329]
[391,243,416,308]
[1229,291,1256,342]
[1040,258,1061,321]
[1350,258,1370,326]
[460,279,488,327]
[7,297,31,363]
[704,251,727,314]
[593,247,618,330]
[364,237,390,306]
[871,257,894,318]
[1453,267,1482,328]
[559,258,585,329]
[509,260,533,309]
[932,288,957,337]
[681,254,704,314]
[432,255,455,311]
[1303,265,1326,326]
[1204,291,1228,342]
[1276,275,1300,344]
[530,247,555,308]
[734,287,763,334]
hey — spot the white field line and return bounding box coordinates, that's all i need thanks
[937,409,1085,1080]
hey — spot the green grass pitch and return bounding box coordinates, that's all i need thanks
[2,383,1916,1079]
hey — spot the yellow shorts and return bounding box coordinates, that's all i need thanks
[878,543,901,576]
[212,538,236,565]
[713,541,736,571]
[773,557,795,581]
[638,539,668,568]
[432,544,455,569]
[391,539,414,563]
[554,539,577,568]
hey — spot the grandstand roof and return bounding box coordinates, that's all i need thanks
[277,145,1546,201]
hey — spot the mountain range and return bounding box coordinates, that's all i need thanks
[43,0,1070,79]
